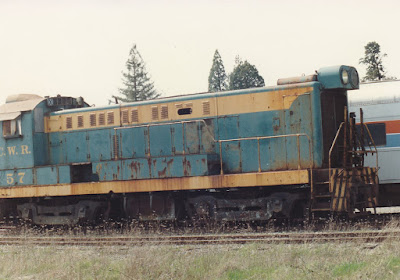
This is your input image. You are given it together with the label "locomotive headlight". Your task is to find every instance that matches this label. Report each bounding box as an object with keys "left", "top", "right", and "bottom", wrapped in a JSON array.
[
  {"left": 349, "top": 67, "right": 359, "bottom": 88},
  {"left": 317, "top": 65, "right": 360, "bottom": 90},
  {"left": 341, "top": 69, "right": 349, "bottom": 85}
]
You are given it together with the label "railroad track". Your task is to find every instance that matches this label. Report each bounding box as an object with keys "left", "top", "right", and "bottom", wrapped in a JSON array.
[{"left": 0, "top": 230, "right": 399, "bottom": 246}]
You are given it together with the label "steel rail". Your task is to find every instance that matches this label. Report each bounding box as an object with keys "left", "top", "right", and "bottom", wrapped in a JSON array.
[{"left": 0, "top": 230, "right": 398, "bottom": 246}]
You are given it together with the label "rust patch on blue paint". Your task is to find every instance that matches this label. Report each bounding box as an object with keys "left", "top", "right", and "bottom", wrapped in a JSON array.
[
  {"left": 183, "top": 157, "right": 191, "bottom": 176},
  {"left": 129, "top": 161, "right": 141, "bottom": 179},
  {"left": 113, "top": 165, "right": 120, "bottom": 180},
  {"left": 147, "top": 158, "right": 152, "bottom": 178}
]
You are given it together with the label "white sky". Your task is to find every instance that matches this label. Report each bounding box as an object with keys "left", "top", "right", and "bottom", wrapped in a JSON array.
[{"left": 1, "top": 0, "right": 400, "bottom": 106}]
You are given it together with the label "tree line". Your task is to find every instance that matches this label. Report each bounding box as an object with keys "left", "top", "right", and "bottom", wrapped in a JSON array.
[
  {"left": 113, "top": 45, "right": 265, "bottom": 103},
  {"left": 114, "top": 41, "right": 396, "bottom": 103},
  {"left": 208, "top": 51, "right": 264, "bottom": 92},
  {"left": 359, "top": 41, "right": 396, "bottom": 82}
]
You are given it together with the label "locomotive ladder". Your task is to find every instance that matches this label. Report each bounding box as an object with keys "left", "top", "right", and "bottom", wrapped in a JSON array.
[{"left": 311, "top": 108, "right": 379, "bottom": 217}]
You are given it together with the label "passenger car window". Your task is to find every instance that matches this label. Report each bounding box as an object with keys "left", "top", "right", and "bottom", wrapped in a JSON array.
[{"left": 356, "top": 123, "right": 386, "bottom": 147}]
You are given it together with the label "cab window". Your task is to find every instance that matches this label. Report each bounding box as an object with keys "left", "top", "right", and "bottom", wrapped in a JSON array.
[{"left": 2, "top": 118, "right": 22, "bottom": 138}]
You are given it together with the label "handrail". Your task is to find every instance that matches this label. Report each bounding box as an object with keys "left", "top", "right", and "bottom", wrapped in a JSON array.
[
  {"left": 362, "top": 123, "right": 379, "bottom": 174},
  {"left": 328, "top": 122, "right": 345, "bottom": 173},
  {"left": 328, "top": 122, "right": 379, "bottom": 178}
]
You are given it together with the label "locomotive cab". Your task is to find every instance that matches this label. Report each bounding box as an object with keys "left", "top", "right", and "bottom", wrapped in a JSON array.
[
  {"left": 0, "top": 94, "right": 91, "bottom": 224},
  {"left": 0, "top": 94, "right": 88, "bottom": 185}
]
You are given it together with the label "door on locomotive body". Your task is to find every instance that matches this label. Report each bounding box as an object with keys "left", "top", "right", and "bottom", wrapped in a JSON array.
[
  {"left": 320, "top": 89, "right": 347, "bottom": 168},
  {"left": 258, "top": 107, "right": 287, "bottom": 171},
  {"left": 283, "top": 92, "right": 313, "bottom": 170},
  {"left": 218, "top": 115, "right": 241, "bottom": 173}
]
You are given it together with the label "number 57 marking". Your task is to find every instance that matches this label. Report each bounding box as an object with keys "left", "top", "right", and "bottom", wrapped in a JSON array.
[{"left": 5, "top": 172, "right": 25, "bottom": 185}]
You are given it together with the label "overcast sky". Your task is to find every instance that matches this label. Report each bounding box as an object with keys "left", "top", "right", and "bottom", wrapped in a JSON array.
[{"left": 1, "top": 0, "right": 399, "bottom": 106}]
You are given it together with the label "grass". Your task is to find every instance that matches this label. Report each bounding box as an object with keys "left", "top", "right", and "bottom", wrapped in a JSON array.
[
  {"left": 2, "top": 221, "right": 400, "bottom": 279},
  {"left": 1, "top": 240, "right": 400, "bottom": 279}
]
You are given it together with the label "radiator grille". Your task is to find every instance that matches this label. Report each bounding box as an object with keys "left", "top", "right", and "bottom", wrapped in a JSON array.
[
  {"left": 99, "top": 113, "right": 105, "bottom": 125},
  {"left": 151, "top": 107, "right": 159, "bottom": 121},
  {"left": 122, "top": 109, "right": 129, "bottom": 124},
  {"left": 66, "top": 117, "right": 72, "bottom": 129},
  {"left": 77, "top": 115, "right": 84, "bottom": 128},
  {"left": 202, "top": 101, "right": 210, "bottom": 115},
  {"left": 161, "top": 106, "right": 169, "bottom": 120},
  {"left": 107, "top": 111, "right": 114, "bottom": 125},
  {"left": 113, "top": 134, "right": 119, "bottom": 159},
  {"left": 90, "top": 113, "right": 96, "bottom": 127},
  {"left": 131, "top": 109, "right": 139, "bottom": 123}
]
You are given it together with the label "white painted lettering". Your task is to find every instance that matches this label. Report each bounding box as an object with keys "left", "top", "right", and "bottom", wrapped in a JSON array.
[
  {"left": 18, "top": 172, "right": 25, "bottom": 184},
  {"left": 21, "top": 145, "right": 31, "bottom": 155},
  {"left": 6, "top": 173, "right": 13, "bottom": 185},
  {"left": 7, "top": 146, "right": 16, "bottom": 155}
]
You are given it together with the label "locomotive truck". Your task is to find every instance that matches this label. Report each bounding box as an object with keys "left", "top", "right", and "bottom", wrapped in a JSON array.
[{"left": 0, "top": 65, "right": 377, "bottom": 225}]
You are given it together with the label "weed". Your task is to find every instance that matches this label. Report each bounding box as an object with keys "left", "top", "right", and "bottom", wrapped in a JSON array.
[{"left": 332, "top": 262, "right": 366, "bottom": 277}]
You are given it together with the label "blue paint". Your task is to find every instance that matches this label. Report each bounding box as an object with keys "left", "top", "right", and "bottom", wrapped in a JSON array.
[
  {"left": 317, "top": 65, "right": 359, "bottom": 90},
  {"left": 99, "top": 154, "right": 216, "bottom": 181},
  {"left": 0, "top": 169, "right": 34, "bottom": 187},
  {"left": 64, "top": 131, "right": 88, "bottom": 163},
  {"left": 36, "top": 166, "right": 58, "bottom": 185},
  {"left": 93, "top": 161, "right": 122, "bottom": 181},
  {"left": 20, "top": 169, "right": 34, "bottom": 185},
  {"left": 132, "top": 127, "right": 149, "bottom": 158},
  {"left": 0, "top": 112, "right": 35, "bottom": 170},
  {"left": 171, "top": 123, "right": 184, "bottom": 155},
  {"left": 88, "top": 129, "right": 112, "bottom": 161},
  {"left": 121, "top": 158, "right": 151, "bottom": 180},
  {"left": 310, "top": 84, "right": 324, "bottom": 167},
  {"left": 149, "top": 125, "right": 172, "bottom": 157},
  {"left": 385, "top": 134, "right": 400, "bottom": 148},
  {"left": 240, "top": 139, "right": 259, "bottom": 172},
  {"left": 0, "top": 65, "right": 359, "bottom": 188},
  {"left": 58, "top": 165, "right": 71, "bottom": 184}
]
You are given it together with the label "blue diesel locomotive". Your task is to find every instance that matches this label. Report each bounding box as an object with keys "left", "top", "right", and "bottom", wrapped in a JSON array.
[{"left": 0, "top": 65, "right": 377, "bottom": 225}]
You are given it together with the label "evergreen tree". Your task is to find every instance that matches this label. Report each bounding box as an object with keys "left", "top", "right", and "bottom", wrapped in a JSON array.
[
  {"left": 208, "top": 50, "right": 228, "bottom": 92},
  {"left": 114, "top": 44, "right": 160, "bottom": 102},
  {"left": 359, "top": 41, "right": 389, "bottom": 81},
  {"left": 229, "top": 57, "right": 265, "bottom": 90}
]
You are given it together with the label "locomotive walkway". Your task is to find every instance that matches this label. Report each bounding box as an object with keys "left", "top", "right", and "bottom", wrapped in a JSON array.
[{"left": 0, "top": 230, "right": 398, "bottom": 246}]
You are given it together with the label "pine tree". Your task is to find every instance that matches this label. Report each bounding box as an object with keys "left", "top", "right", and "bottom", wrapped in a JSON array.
[
  {"left": 113, "top": 44, "right": 160, "bottom": 102},
  {"left": 229, "top": 57, "right": 265, "bottom": 90},
  {"left": 359, "top": 41, "right": 389, "bottom": 81},
  {"left": 208, "top": 50, "right": 228, "bottom": 92}
]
